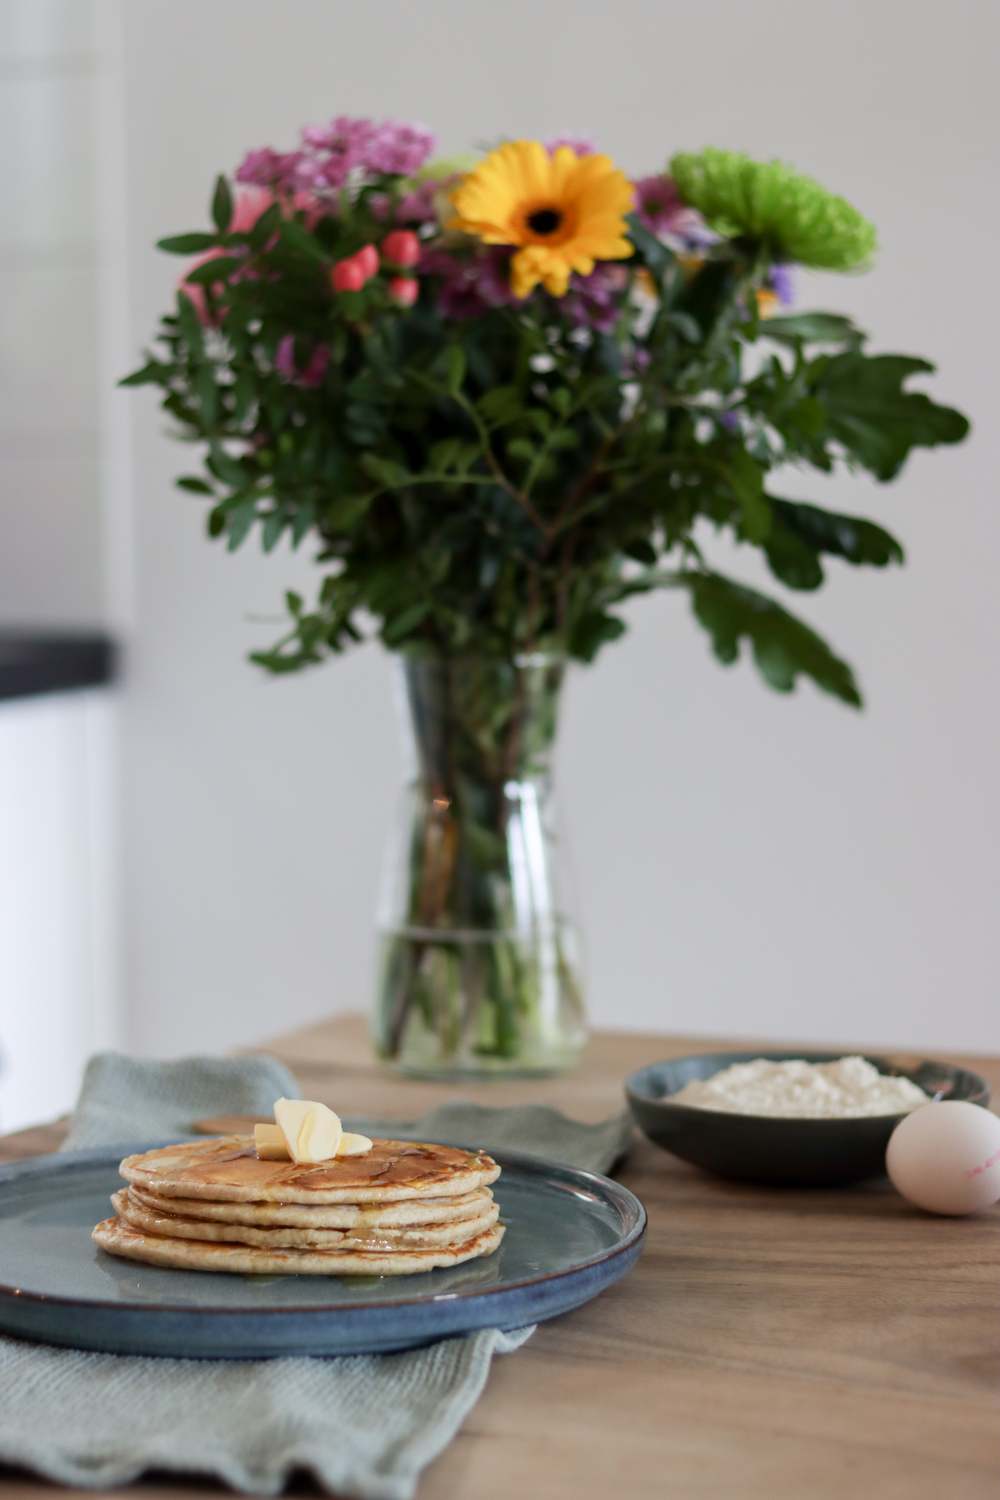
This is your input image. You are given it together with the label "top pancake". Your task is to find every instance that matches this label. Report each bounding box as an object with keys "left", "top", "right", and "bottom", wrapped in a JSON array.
[{"left": 120, "top": 1135, "right": 501, "bottom": 1204}]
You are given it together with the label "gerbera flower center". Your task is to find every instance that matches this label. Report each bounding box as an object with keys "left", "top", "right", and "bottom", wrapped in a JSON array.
[{"left": 526, "top": 207, "right": 563, "bottom": 236}]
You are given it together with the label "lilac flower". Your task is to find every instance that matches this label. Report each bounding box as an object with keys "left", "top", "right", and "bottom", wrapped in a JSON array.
[
  {"left": 378, "top": 176, "right": 449, "bottom": 227},
  {"left": 236, "top": 147, "right": 304, "bottom": 189},
  {"left": 624, "top": 346, "right": 652, "bottom": 376},
  {"left": 237, "top": 118, "right": 436, "bottom": 199},
  {"left": 768, "top": 262, "right": 794, "bottom": 306},
  {"left": 634, "top": 175, "right": 700, "bottom": 237},
  {"left": 546, "top": 136, "right": 597, "bottom": 157},
  {"left": 562, "top": 264, "right": 627, "bottom": 333},
  {"left": 393, "top": 180, "right": 439, "bottom": 224},
  {"left": 275, "top": 335, "right": 329, "bottom": 388},
  {"left": 367, "top": 122, "right": 436, "bottom": 176},
  {"left": 420, "top": 247, "right": 517, "bottom": 319}
]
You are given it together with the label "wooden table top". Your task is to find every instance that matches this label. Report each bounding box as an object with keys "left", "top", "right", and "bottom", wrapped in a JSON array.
[{"left": 4, "top": 1015, "right": 1000, "bottom": 1500}]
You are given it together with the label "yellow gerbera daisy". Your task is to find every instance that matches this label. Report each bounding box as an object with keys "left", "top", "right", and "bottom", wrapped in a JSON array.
[{"left": 449, "top": 140, "right": 635, "bottom": 299}]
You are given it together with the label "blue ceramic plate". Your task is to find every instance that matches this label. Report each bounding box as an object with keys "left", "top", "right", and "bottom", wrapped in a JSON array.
[{"left": 0, "top": 1142, "right": 645, "bottom": 1358}]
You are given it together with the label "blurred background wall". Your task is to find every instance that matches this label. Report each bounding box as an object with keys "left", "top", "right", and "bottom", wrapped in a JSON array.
[
  {"left": 2, "top": 0, "right": 998, "bottom": 1122},
  {"left": 0, "top": 0, "right": 117, "bottom": 1129}
]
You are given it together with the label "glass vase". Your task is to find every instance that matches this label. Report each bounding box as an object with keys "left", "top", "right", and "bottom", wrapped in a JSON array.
[{"left": 373, "top": 651, "right": 586, "bottom": 1077}]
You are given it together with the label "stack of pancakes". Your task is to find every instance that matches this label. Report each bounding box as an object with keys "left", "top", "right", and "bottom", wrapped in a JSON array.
[{"left": 93, "top": 1136, "right": 504, "bottom": 1276}]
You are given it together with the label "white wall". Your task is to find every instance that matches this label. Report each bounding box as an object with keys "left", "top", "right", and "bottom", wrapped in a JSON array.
[
  {"left": 0, "top": 1, "right": 122, "bottom": 1127},
  {"left": 114, "top": 0, "right": 999, "bottom": 1059},
  {"left": 0, "top": 0, "right": 105, "bottom": 627}
]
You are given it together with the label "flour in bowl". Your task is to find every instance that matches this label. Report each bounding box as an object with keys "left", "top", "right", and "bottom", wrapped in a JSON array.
[{"left": 671, "top": 1055, "right": 930, "bottom": 1119}]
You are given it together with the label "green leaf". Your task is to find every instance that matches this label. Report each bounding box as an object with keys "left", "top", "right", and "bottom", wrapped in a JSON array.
[
  {"left": 770, "top": 498, "right": 904, "bottom": 574},
  {"left": 507, "top": 438, "right": 535, "bottom": 465},
  {"left": 211, "top": 175, "right": 233, "bottom": 233},
  {"left": 762, "top": 522, "right": 824, "bottom": 591},
  {"left": 624, "top": 539, "right": 658, "bottom": 566},
  {"left": 625, "top": 214, "right": 674, "bottom": 278},
  {"left": 760, "top": 312, "right": 864, "bottom": 348},
  {"left": 382, "top": 602, "right": 431, "bottom": 644},
  {"left": 285, "top": 590, "right": 304, "bottom": 616},
  {"left": 324, "top": 492, "right": 374, "bottom": 529},
  {"left": 810, "top": 353, "right": 970, "bottom": 481},
  {"left": 195, "top": 365, "right": 218, "bottom": 427},
  {"left": 722, "top": 450, "right": 771, "bottom": 542},
  {"left": 176, "top": 292, "right": 204, "bottom": 354},
  {"left": 206, "top": 447, "right": 249, "bottom": 487},
  {"left": 478, "top": 385, "right": 522, "bottom": 423},
  {"left": 569, "top": 611, "right": 628, "bottom": 662},
  {"left": 225, "top": 498, "right": 257, "bottom": 551},
  {"left": 232, "top": 371, "right": 256, "bottom": 424},
  {"left": 290, "top": 503, "right": 316, "bottom": 548},
  {"left": 680, "top": 570, "right": 862, "bottom": 706},
  {"left": 261, "top": 510, "right": 285, "bottom": 552},
  {"left": 118, "top": 360, "right": 169, "bottom": 388},
  {"left": 277, "top": 217, "right": 328, "bottom": 264},
  {"left": 157, "top": 232, "right": 219, "bottom": 254},
  {"left": 430, "top": 437, "right": 463, "bottom": 471},
  {"left": 663, "top": 311, "right": 702, "bottom": 344},
  {"left": 175, "top": 475, "right": 215, "bottom": 496},
  {"left": 249, "top": 202, "right": 282, "bottom": 248},
  {"left": 359, "top": 453, "right": 410, "bottom": 487},
  {"left": 181, "top": 256, "right": 241, "bottom": 286}
]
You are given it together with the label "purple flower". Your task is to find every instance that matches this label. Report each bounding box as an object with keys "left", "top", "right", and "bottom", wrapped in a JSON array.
[
  {"left": 236, "top": 117, "right": 436, "bottom": 199},
  {"left": 767, "top": 262, "right": 794, "bottom": 306},
  {"left": 274, "top": 335, "right": 329, "bottom": 388},
  {"left": 625, "top": 346, "right": 652, "bottom": 376},
  {"left": 562, "top": 264, "right": 627, "bottom": 333},
  {"left": 545, "top": 135, "right": 597, "bottom": 157},
  {"left": 394, "top": 180, "right": 439, "bottom": 224},
  {"left": 420, "top": 247, "right": 517, "bottom": 319},
  {"left": 367, "top": 122, "right": 436, "bottom": 176},
  {"left": 634, "top": 175, "right": 699, "bottom": 236},
  {"left": 236, "top": 147, "right": 304, "bottom": 189}
]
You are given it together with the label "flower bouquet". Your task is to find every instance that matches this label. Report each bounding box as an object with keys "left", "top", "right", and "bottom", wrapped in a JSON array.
[{"left": 124, "top": 118, "right": 969, "bottom": 1076}]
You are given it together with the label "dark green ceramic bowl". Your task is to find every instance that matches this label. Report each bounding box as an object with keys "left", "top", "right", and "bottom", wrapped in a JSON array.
[{"left": 626, "top": 1049, "right": 991, "bottom": 1186}]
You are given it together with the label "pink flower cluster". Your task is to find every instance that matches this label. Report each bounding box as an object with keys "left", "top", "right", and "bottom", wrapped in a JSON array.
[{"left": 236, "top": 116, "right": 435, "bottom": 197}]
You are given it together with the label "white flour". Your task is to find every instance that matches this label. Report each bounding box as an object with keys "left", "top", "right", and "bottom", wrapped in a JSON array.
[{"left": 672, "top": 1055, "right": 930, "bottom": 1119}]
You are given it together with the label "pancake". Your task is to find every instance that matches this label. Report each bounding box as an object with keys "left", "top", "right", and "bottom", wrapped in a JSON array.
[
  {"left": 128, "top": 1182, "right": 494, "bottom": 1229},
  {"left": 92, "top": 1215, "right": 505, "bottom": 1276},
  {"left": 112, "top": 1188, "right": 500, "bottom": 1250},
  {"left": 120, "top": 1136, "right": 500, "bottom": 1204}
]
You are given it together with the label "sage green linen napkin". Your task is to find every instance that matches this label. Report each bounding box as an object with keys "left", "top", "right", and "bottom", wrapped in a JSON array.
[{"left": 0, "top": 1051, "right": 632, "bottom": 1498}]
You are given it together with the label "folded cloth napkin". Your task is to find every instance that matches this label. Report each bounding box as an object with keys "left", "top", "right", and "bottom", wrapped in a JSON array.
[{"left": 0, "top": 1051, "right": 633, "bottom": 1499}]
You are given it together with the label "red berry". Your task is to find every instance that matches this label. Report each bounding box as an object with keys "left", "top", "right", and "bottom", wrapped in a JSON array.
[
  {"left": 388, "top": 276, "right": 419, "bottom": 307},
  {"left": 382, "top": 230, "right": 420, "bottom": 268},
  {"left": 354, "top": 243, "right": 380, "bottom": 279},
  {"left": 330, "top": 259, "right": 365, "bottom": 293}
]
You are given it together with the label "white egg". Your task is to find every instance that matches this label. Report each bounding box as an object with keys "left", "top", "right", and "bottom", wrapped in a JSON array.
[{"left": 886, "top": 1101, "right": 1000, "bottom": 1216}]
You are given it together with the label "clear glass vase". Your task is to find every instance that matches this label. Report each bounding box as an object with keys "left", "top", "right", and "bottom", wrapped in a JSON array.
[{"left": 373, "top": 651, "right": 586, "bottom": 1077}]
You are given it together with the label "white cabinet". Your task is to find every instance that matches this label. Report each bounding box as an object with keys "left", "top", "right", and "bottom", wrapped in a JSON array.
[{"left": 0, "top": 689, "right": 118, "bottom": 1131}]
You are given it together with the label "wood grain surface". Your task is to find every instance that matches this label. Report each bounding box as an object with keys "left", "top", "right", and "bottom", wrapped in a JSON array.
[{"left": 3, "top": 1014, "right": 1000, "bottom": 1500}]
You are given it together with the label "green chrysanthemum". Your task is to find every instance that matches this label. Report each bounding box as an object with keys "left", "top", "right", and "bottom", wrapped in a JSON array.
[{"left": 669, "top": 148, "right": 877, "bottom": 271}]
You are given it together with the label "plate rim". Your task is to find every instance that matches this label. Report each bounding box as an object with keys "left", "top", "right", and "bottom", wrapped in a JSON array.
[{"left": 0, "top": 1140, "right": 646, "bottom": 1319}]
